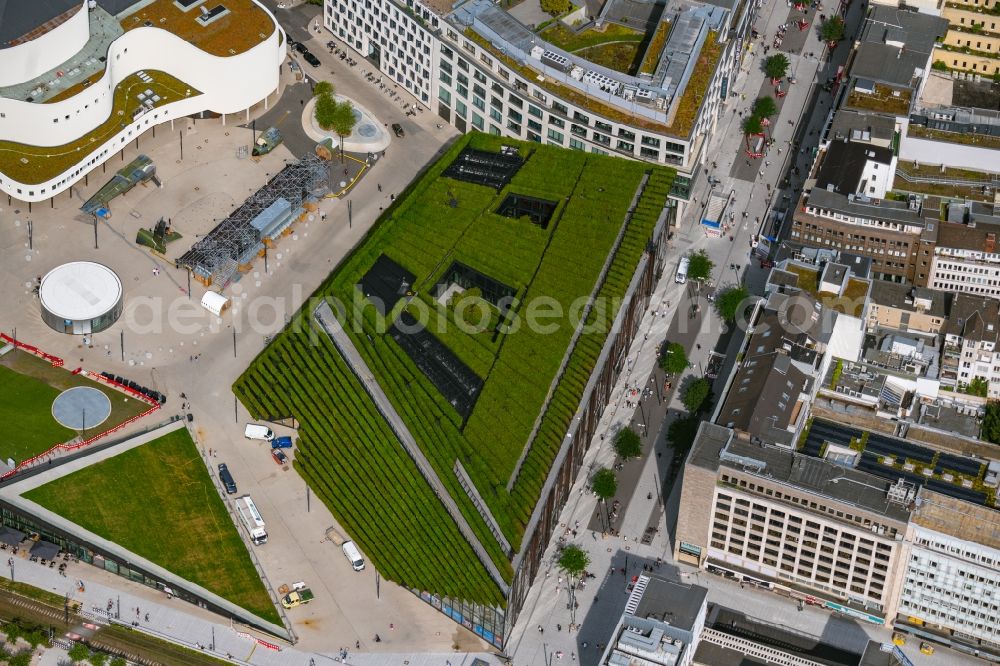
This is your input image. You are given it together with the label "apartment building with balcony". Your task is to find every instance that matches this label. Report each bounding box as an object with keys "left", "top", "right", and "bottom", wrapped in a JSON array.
[
  {"left": 931, "top": 0, "right": 1000, "bottom": 77},
  {"left": 940, "top": 292, "right": 1000, "bottom": 395},
  {"left": 675, "top": 422, "right": 912, "bottom": 625},
  {"left": 324, "top": 0, "right": 759, "bottom": 202},
  {"left": 895, "top": 490, "right": 1000, "bottom": 660}
]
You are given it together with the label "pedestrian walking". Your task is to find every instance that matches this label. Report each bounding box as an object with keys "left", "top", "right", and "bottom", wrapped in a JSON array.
[{"left": 377, "top": 183, "right": 382, "bottom": 192}]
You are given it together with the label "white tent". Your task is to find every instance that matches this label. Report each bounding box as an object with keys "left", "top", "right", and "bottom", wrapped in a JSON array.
[{"left": 200, "top": 291, "right": 230, "bottom": 317}]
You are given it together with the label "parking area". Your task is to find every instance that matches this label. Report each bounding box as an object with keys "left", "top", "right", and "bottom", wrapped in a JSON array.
[{"left": 0, "top": 8, "right": 479, "bottom": 654}]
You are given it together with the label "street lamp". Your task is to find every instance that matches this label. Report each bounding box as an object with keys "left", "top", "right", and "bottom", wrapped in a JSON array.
[{"left": 650, "top": 376, "right": 662, "bottom": 404}]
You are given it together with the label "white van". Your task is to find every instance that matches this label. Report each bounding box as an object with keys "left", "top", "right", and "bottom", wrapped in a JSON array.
[
  {"left": 244, "top": 423, "right": 275, "bottom": 441},
  {"left": 675, "top": 256, "right": 690, "bottom": 284},
  {"left": 342, "top": 541, "right": 365, "bottom": 571}
]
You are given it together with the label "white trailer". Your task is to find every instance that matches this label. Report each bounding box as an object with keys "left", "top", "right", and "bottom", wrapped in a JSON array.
[{"left": 235, "top": 495, "right": 268, "bottom": 545}]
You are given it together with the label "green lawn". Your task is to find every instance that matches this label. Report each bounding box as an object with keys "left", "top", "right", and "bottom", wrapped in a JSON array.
[
  {"left": 234, "top": 133, "right": 675, "bottom": 608},
  {"left": 23, "top": 428, "right": 279, "bottom": 626},
  {"left": 539, "top": 22, "right": 645, "bottom": 51},
  {"left": 0, "top": 351, "right": 149, "bottom": 464},
  {"left": 0, "top": 366, "right": 74, "bottom": 463},
  {"left": 576, "top": 42, "right": 643, "bottom": 74}
]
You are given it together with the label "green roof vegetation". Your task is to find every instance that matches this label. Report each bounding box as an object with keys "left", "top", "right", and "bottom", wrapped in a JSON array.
[
  {"left": 24, "top": 427, "right": 280, "bottom": 625},
  {"left": 668, "top": 32, "right": 722, "bottom": 138},
  {"left": 819, "top": 279, "right": 868, "bottom": 317},
  {"left": 0, "top": 70, "right": 200, "bottom": 185},
  {"left": 0, "top": 351, "right": 149, "bottom": 464},
  {"left": 121, "top": 0, "right": 274, "bottom": 57},
  {"left": 908, "top": 123, "right": 1000, "bottom": 151},
  {"left": 846, "top": 83, "right": 911, "bottom": 115},
  {"left": 45, "top": 70, "right": 105, "bottom": 104},
  {"left": 784, "top": 263, "right": 818, "bottom": 293},
  {"left": 639, "top": 21, "right": 672, "bottom": 75},
  {"left": 539, "top": 22, "right": 644, "bottom": 51},
  {"left": 575, "top": 42, "right": 643, "bottom": 74},
  {"left": 233, "top": 133, "right": 674, "bottom": 606}
]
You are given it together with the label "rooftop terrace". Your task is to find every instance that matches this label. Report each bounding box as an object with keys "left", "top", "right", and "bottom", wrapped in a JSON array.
[
  {"left": 121, "top": 0, "right": 274, "bottom": 57},
  {"left": 0, "top": 70, "right": 200, "bottom": 185}
]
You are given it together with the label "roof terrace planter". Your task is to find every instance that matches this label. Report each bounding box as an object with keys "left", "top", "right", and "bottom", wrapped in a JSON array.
[{"left": 120, "top": 0, "right": 274, "bottom": 57}]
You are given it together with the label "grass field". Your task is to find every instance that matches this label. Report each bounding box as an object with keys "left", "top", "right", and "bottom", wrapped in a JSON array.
[
  {"left": 0, "top": 351, "right": 149, "bottom": 464},
  {"left": 23, "top": 427, "right": 279, "bottom": 625},
  {"left": 234, "top": 133, "right": 674, "bottom": 607}
]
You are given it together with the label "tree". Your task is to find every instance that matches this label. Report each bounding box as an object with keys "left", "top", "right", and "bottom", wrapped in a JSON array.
[
  {"left": 312, "top": 80, "right": 333, "bottom": 97},
  {"left": 714, "top": 285, "right": 750, "bottom": 322},
  {"left": 753, "top": 95, "right": 777, "bottom": 120},
  {"left": 8, "top": 652, "right": 31, "bottom": 666},
  {"left": 89, "top": 651, "right": 109, "bottom": 666},
  {"left": 331, "top": 100, "right": 358, "bottom": 162},
  {"left": 764, "top": 53, "right": 791, "bottom": 81},
  {"left": 557, "top": 544, "right": 590, "bottom": 626},
  {"left": 659, "top": 341, "right": 688, "bottom": 374},
  {"left": 540, "top": 0, "right": 571, "bottom": 15},
  {"left": 687, "top": 250, "right": 713, "bottom": 282},
  {"left": 820, "top": 15, "right": 846, "bottom": 44},
  {"left": 613, "top": 427, "right": 642, "bottom": 461},
  {"left": 967, "top": 376, "right": 989, "bottom": 397},
  {"left": 110, "top": 659, "right": 127, "bottom": 666},
  {"left": 742, "top": 114, "right": 763, "bottom": 151},
  {"left": 313, "top": 90, "right": 338, "bottom": 131},
  {"left": 667, "top": 413, "right": 701, "bottom": 457},
  {"left": 682, "top": 377, "right": 712, "bottom": 413},
  {"left": 982, "top": 402, "right": 1000, "bottom": 444},
  {"left": 67, "top": 643, "right": 90, "bottom": 664},
  {"left": 591, "top": 467, "right": 617, "bottom": 532}
]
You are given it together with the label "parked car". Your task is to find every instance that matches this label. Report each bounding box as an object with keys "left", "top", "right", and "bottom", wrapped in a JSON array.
[
  {"left": 218, "top": 463, "right": 237, "bottom": 494},
  {"left": 291, "top": 41, "right": 307, "bottom": 54},
  {"left": 244, "top": 423, "right": 274, "bottom": 441},
  {"left": 272, "top": 449, "right": 288, "bottom": 465},
  {"left": 391, "top": 123, "right": 405, "bottom": 137},
  {"left": 271, "top": 436, "right": 293, "bottom": 449},
  {"left": 303, "top": 52, "right": 321, "bottom": 67}
]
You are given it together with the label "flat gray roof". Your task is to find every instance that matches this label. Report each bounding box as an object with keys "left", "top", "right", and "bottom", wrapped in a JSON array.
[
  {"left": 634, "top": 577, "right": 707, "bottom": 630},
  {"left": 806, "top": 188, "right": 928, "bottom": 228},
  {"left": 0, "top": 0, "right": 80, "bottom": 46},
  {"left": 853, "top": 7, "right": 948, "bottom": 88},
  {"left": 868, "top": 281, "right": 949, "bottom": 318},
  {"left": 688, "top": 423, "right": 912, "bottom": 523}
]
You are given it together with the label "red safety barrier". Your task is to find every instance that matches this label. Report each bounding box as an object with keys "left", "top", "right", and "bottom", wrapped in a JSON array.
[
  {"left": 0, "top": 337, "right": 160, "bottom": 479},
  {"left": 235, "top": 631, "right": 281, "bottom": 651},
  {"left": 0, "top": 333, "right": 64, "bottom": 367}
]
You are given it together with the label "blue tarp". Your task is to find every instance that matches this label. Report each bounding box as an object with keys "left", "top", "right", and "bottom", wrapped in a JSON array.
[{"left": 250, "top": 198, "right": 292, "bottom": 240}]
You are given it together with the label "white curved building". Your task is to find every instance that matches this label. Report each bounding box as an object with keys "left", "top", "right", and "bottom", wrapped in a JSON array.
[{"left": 0, "top": 0, "right": 285, "bottom": 202}]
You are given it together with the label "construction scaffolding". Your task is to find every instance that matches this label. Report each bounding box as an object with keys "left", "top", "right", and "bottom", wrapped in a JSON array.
[{"left": 177, "top": 155, "right": 329, "bottom": 287}]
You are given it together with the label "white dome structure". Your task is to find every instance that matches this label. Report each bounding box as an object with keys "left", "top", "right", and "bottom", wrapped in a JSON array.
[{"left": 39, "top": 261, "right": 123, "bottom": 334}]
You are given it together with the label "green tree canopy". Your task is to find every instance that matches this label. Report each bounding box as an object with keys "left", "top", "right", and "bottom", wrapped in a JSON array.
[
  {"left": 764, "top": 54, "right": 791, "bottom": 80},
  {"left": 557, "top": 544, "right": 591, "bottom": 579},
  {"left": 314, "top": 90, "right": 338, "bottom": 131},
  {"left": 591, "top": 467, "right": 617, "bottom": 501},
  {"left": 967, "top": 376, "right": 989, "bottom": 397},
  {"left": 8, "top": 652, "right": 31, "bottom": 666},
  {"left": 982, "top": 402, "right": 1000, "bottom": 444},
  {"left": 742, "top": 114, "right": 763, "bottom": 136},
  {"left": 613, "top": 427, "right": 643, "bottom": 460},
  {"left": 682, "top": 377, "right": 712, "bottom": 414},
  {"left": 667, "top": 413, "right": 701, "bottom": 457},
  {"left": 67, "top": 643, "right": 90, "bottom": 664},
  {"left": 89, "top": 651, "right": 109, "bottom": 666},
  {"left": 753, "top": 95, "right": 777, "bottom": 119},
  {"left": 331, "top": 100, "right": 358, "bottom": 161},
  {"left": 659, "top": 341, "right": 688, "bottom": 374},
  {"left": 820, "top": 15, "right": 846, "bottom": 43},
  {"left": 110, "top": 658, "right": 128, "bottom": 666},
  {"left": 714, "top": 285, "right": 750, "bottom": 322},
  {"left": 540, "top": 0, "right": 571, "bottom": 15},
  {"left": 312, "top": 81, "right": 334, "bottom": 98},
  {"left": 687, "top": 250, "right": 713, "bottom": 282}
]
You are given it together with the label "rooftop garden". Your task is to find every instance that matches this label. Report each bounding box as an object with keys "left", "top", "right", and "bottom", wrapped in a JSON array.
[
  {"left": 0, "top": 350, "right": 149, "bottom": 464},
  {"left": 24, "top": 427, "right": 281, "bottom": 625},
  {"left": 233, "top": 133, "right": 674, "bottom": 607},
  {"left": 907, "top": 124, "right": 1000, "bottom": 151},
  {"left": 575, "top": 43, "right": 643, "bottom": 74},
  {"left": 538, "top": 22, "right": 645, "bottom": 51},
  {"left": 120, "top": 0, "right": 274, "bottom": 57},
  {"left": 783, "top": 263, "right": 868, "bottom": 316},
  {"left": 846, "top": 83, "right": 912, "bottom": 115},
  {"left": 45, "top": 70, "right": 105, "bottom": 104},
  {"left": 639, "top": 21, "right": 672, "bottom": 75},
  {"left": 0, "top": 71, "right": 199, "bottom": 185},
  {"left": 669, "top": 32, "right": 721, "bottom": 138}
]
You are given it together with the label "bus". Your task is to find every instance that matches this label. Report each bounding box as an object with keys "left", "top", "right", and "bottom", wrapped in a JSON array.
[{"left": 235, "top": 495, "right": 267, "bottom": 545}]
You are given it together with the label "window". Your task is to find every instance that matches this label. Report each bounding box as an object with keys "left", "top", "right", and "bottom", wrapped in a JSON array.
[
  {"left": 438, "top": 86, "right": 451, "bottom": 104},
  {"left": 528, "top": 105, "right": 543, "bottom": 119},
  {"left": 553, "top": 101, "right": 569, "bottom": 115},
  {"left": 456, "top": 100, "right": 467, "bottom": 118},
  {"left": 490, "top": 108, "right": 502, "bottom": 122},
  {"left": 617, "top": 140, "right": 634, "bottom": 153},
  {"left": 547, "top": 128, "right": 564, "bottom": 143},
  {"left": 549, "top": 116, "right": 564, "bottom": 128},
  {"left": 472, "top": 112, "right": 484, "bottom": 130}
]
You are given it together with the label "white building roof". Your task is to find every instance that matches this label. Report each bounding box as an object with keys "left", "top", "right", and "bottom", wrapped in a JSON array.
[{"left": 39, "top": 261, "right": 122, "bottom": 320}]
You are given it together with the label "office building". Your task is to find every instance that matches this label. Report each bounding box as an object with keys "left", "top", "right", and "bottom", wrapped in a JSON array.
[
  {"left": 941, "top": 293, "right": 1000, "bottom": 396},
  {"left": 324, "top": 0, "right": 761, "bottom": 202}
]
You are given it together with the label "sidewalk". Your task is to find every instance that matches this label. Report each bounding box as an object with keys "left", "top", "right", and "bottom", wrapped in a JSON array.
[{"left": 0, "top": 552, "right": 500, "bottom": 666}]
